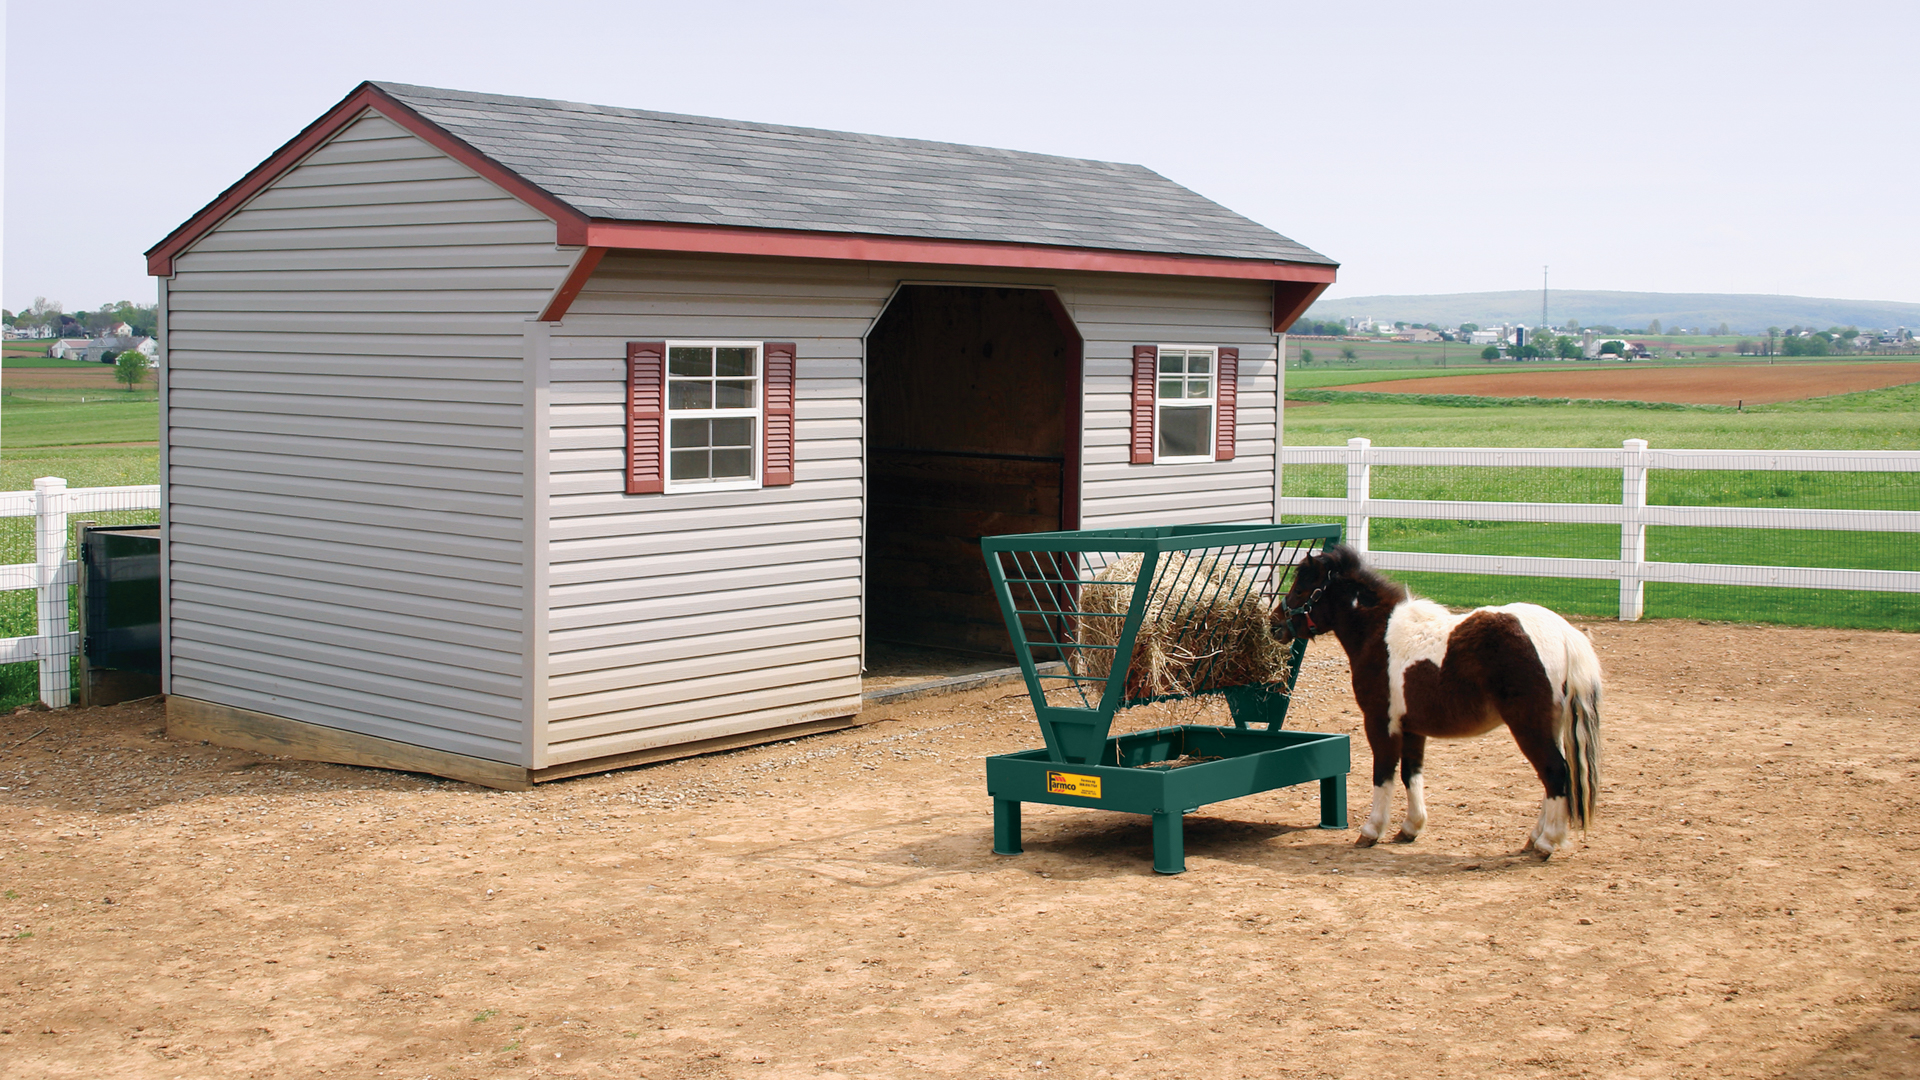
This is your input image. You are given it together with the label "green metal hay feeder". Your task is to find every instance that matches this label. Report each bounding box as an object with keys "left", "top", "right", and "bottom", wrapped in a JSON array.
[{"left": 980, "top": 523, "right": 1349, "bottom": 874}]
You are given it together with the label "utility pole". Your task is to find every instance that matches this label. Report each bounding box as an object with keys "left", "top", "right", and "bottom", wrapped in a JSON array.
[{"left": 1542, "top": 265, "right": 1549, "bottom": 332}]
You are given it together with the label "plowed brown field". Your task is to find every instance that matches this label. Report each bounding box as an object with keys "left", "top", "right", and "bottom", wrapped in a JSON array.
[{"left": 1335, "top": 361, "right": 1920, "bottom": 406}]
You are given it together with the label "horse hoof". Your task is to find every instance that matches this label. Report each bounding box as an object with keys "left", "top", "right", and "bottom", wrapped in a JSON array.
[
  {"left": 1391, "top": 829, "right": 1419, "bottom": 844},
  {"left": 1354, "top": 834, "right": 1379, "bottom": 848}
]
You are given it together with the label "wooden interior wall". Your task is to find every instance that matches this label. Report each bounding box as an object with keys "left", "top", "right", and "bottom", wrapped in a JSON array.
[{"left": 867, "top": 286, "right": 1070, "bottom": 655}]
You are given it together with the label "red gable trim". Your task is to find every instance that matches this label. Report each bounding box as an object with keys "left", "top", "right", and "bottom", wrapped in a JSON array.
[
  {"left": 147, "top": 82, "right": 1339, "bottom": 296},
  {"left": 583, "top": 220, "right": 1336, "bottom": 284},
  {"left": 145, "top": 82, "right": 589, "bottom": 276}
]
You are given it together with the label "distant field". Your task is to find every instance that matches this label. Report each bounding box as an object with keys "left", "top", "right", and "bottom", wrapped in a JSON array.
[{"left": 1321, "top": 360, "right": 1920, "bottom": 406}]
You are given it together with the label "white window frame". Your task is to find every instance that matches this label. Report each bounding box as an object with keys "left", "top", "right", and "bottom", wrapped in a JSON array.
[
  {"left": 663, "top": 339, "right": 763, "bottom": 494},
  {"left": 1153, "top": 344, "right": 1217, "bottom": 464}
]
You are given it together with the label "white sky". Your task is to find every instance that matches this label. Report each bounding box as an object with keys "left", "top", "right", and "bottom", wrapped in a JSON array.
[{"left": 6, "top": 0, "right": 1916, "bottom": 315}]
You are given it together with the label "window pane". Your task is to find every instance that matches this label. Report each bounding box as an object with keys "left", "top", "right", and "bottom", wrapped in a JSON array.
[
  {"left": 714, "top": 379, "right": 755, "bottom": 409},
  {"left": 670, "top": 418, "right": 711, "bottom": 449},
  {"left": 668, "top": 347, "right": 713, "bottom": 377},
  {"left": 710, "top": 448, "right": 753, "bottom": 479},
  {"left": 1159, "top": 353, "right": 1183, "bottom": 374},
  {"left": 1188, "top": 354, "right": 1211, "bottom": 375},
  {"left": 715, "top": 347, "right": 756, "bottom": 377},
  {"left": 1159, "top": 378, "right": 1184, "bottom": 400},
  {"left": 670, "top": 449, "right": 710, "bottom": 481},
  {"left": 1159, "top": 405, "right": 1211, "bottom": 458},
  {"left": 710, "top": 417, "right": 754, "bottom": 447},
  {"left": 1187, "top": 377, "right": 1211, "bottom": 399},
  {"left": 669, "top": 380, "right": 713, "bottom": 410}
]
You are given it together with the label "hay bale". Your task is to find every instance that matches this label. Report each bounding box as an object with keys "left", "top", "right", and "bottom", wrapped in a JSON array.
[{"left": 1072, "top": 552, "right": 1293, "bottom": 700}]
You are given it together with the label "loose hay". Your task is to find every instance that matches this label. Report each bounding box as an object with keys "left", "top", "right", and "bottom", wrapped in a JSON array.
[{"left": 1072, "top": 552, "right": 1294, "bottom": 700}]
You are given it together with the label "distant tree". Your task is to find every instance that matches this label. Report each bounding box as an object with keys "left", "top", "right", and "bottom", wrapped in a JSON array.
[
  {"left": 1647, "top": 318, "right": 1662, "bottom": 334},
  {"left": 1556, "top": 336, "right": 1582, "bottom": 359},
  {"left": 1564, "top": 319, "right": 1581, "bottom": 331},
  {"left": 1599, "top": 340, "right": 1626, "bottom": 357},
  {"left": 1481, "top": 345, "right": 1502, "bottom": 360},
  {"left": 1780, "top": 334, "right": 1831, "bottom": 357},
  {"left": 114, "top": 350, "right": 152, "bottom": 391},
  {"left": 1299, "top": 348, "right": 1315, "bottom": 366},
  {"left": 1339, "top": 346, "right": 1359, "bottom": 363},
  {"left": 1716, "top": 322, "right": 1730, "bottom": 336},
  {"left": 1459, "top": 322, "right": 1480, "bottom": 334},
  {"left": 1734, "top": 339, "right": 1758, "bottom": 355}
]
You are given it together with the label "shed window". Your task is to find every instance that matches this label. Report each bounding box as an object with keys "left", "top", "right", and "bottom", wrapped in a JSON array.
[
  {"left": 1154, "top": 346, "right": 1216, "bottom": 462},
  {"left": 627, "top": 340, "right": 796, "bottom": 494},
  {"left": 665, "top": 342, "right": 760, "bottom": 489}
]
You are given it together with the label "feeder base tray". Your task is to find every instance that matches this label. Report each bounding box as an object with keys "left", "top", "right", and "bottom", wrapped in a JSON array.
[{"left": 985, "top": 724, "right": 1350, "bottom": 874}]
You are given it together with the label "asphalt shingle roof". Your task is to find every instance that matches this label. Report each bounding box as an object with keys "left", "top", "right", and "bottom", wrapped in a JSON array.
[{"left": 374, "top": 83, "right": 1333, "bottom": 266}]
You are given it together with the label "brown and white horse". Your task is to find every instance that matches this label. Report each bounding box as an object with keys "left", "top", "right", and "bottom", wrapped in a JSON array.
[{"left": 1276, "top": 544, "right": 1603, "bottom": 857}]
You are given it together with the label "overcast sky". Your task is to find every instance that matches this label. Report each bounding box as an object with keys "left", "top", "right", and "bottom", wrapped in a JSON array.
[{"left": 6, "top": 0, "right": 1916, "bottom": 315}]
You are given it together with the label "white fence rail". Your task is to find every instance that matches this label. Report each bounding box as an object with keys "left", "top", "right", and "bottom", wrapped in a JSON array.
[
  {"left": 1, "top": 478, "right": 161, "bottom": 706},
  {"left": 1279, "top": 439, "right": 1920, "bottom": 620}
]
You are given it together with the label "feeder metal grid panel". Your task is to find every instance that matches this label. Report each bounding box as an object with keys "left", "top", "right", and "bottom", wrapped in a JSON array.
[{"left": 980, "top": 522, "right": 1349, "bottom": 873}]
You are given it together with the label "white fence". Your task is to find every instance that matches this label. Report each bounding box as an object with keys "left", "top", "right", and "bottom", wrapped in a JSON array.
[
  {"left": 1, "top": 478, "right": 162, "bottom": 706},
  {"left": 1279, "top": 439, "right": 1920, "bottom": 620}
]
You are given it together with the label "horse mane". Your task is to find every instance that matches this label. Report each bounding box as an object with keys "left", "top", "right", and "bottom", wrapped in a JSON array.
[{"left": 1318, "top": 543, "right": 1410, "bottom": 609}]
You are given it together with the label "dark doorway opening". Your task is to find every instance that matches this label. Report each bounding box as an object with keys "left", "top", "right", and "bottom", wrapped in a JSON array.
[{"left": 865, "top": 285, "right": 1081, "bottom": 659}]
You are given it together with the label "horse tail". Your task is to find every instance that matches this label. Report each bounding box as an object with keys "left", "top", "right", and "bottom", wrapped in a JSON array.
[{"left": 1561, "top": 628, "right": 1604, "bottom": 830}]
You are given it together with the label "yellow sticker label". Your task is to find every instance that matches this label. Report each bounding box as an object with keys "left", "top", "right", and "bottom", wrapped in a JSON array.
[{"left": 1046, "top": 771, "right": 1101, "bottom": 799}]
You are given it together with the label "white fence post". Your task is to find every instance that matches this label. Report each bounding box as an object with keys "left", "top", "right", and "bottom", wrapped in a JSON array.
[
  {"left": 1619, "top": 439, "right": 1648, "bottom": 621},
  {"left": 1346, "top": 437, "right": 1372, "bottom": 552},
  {"left": 33, "top": 476, "right": 72, "bottom": 707}
]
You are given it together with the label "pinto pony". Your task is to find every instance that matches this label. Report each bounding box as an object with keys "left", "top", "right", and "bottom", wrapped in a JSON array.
[{"left": 1276, "top": 544, "right": 1603, "bottom": 857}]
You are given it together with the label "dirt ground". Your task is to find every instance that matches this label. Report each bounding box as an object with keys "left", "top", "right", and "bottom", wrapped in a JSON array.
[
  {"left": 3, "top": 619, "right": 1918, "bottom": 1080},
  {"left": 1335, "top": 361, "right": 1920, "bottom": 406}
]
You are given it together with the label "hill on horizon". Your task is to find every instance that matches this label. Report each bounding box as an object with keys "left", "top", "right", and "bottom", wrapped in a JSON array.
[{"left": 1306, "top": 290, "right": 1920, "bottom": 334}]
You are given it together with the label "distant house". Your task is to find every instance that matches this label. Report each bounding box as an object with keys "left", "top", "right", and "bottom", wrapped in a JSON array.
[
  {"left": 81, "top": 335, "right": 158, "bottom": 363},
  {"left": 48, "top": 338, "right": 91, "bottom": 360},
  {"left": 109, "top": 321, "right": 135, "bottom": 337},
  {"left": 1400, "top": 328, "right": 1441, "bottom": 343},
  {"left": 1468, "top": 329, "right": 1502, "bottom": 345},
  {"left": 1585, "top": 337, "right": 1630, "bottom": 359}
]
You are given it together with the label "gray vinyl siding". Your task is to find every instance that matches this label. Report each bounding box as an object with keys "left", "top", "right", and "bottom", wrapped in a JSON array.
[
  {"left": 541, "top": 253, "right": 883, "bottom": 765},
  {"left": 1068, "top": 277, "right": 1282, "bottom": 529},
  {"left": 163, "top": 111, "right": 575, "bottom": 765},
  {"left": 539, "top": 256, "right": 1280, "bottom": 765}
]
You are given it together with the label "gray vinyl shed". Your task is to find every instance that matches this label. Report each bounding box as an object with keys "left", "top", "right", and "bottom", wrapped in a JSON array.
[{"left": 146, "top": 82, "right": 1337, "bottom": 789}]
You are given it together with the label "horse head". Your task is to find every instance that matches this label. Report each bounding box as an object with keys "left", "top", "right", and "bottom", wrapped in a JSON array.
[{"left": 1274, "top": 543, "right": 1381, "bottom": 641}]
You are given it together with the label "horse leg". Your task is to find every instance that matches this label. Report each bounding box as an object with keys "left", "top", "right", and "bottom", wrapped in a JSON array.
[
  {"left": 1392, "top": 732, "right": 1429, "bottom": 843},
  {"left": 1356, "top": 714, "right": 1401, "bottom": 847},
  {"left": 1507, "top": 717, "right": 1572, "bottom": 857}
]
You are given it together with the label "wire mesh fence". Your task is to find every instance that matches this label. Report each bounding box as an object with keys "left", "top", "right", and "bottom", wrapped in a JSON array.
[
  {"left": 1280, "top": 442, "right": 1920, "bottom": 629},
  {"left": 1, "top": 480, "right": 162, "bottom": 708}
]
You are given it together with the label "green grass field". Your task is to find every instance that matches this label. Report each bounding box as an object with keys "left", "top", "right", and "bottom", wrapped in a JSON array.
[
  {"left": 2, "top": 381, "right": 161, "bottom": 708},
  {"left": 1280, "top": 378, "right": 1919, "bottom": 629}
]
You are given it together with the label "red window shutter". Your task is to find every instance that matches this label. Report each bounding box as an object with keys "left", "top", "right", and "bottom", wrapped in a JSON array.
[
  {"left": 1214, "top": 346, "right": 1239, "bottom": 461},
  {"left": 626, "top": 341, "right": 666, "bottom": 494},
  {"left": 763, "top": 342, "right": 797, "bottom": 487},
  {"left": 1130, "top": 345, "right": 1157, "bottom": 464}
]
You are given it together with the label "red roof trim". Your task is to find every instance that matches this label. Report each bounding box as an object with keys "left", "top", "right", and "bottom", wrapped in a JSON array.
[
  {"left": 145, "top": 82, "right": 588, "bottom": 276},
  {"left": 583, "top": 220, "right": 1336, "bottom": 283},
  {"left": 148, "top": 82, "right": 1337, "bottom": 290},
  {"left": 538, "top": 246, "right": 606, "bottom": 322}
]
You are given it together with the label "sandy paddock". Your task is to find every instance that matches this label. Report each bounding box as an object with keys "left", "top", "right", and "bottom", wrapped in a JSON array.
[
  {"left": 1333, "top": 360, "right": 1920, "bottom": 406},
  {"left": 2, "top": 619, "right": 1917, "bottom": 1079}
]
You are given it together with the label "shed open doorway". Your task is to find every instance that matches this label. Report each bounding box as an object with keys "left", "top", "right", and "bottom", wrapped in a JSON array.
[{"left": 863, "top": 285, "right": 1082, "bottom": 686}]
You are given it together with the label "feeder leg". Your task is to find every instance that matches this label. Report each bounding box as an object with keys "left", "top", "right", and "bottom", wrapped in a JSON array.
[
  {"left": 993, "top": 799, "right": 1023, "bottom": 856},
  {"left": 1151, "top": 811, "right": 1186, "bottom": 874},
  {"left": 1319, "top": 774, "right": 1348, "bottom": 829}
]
